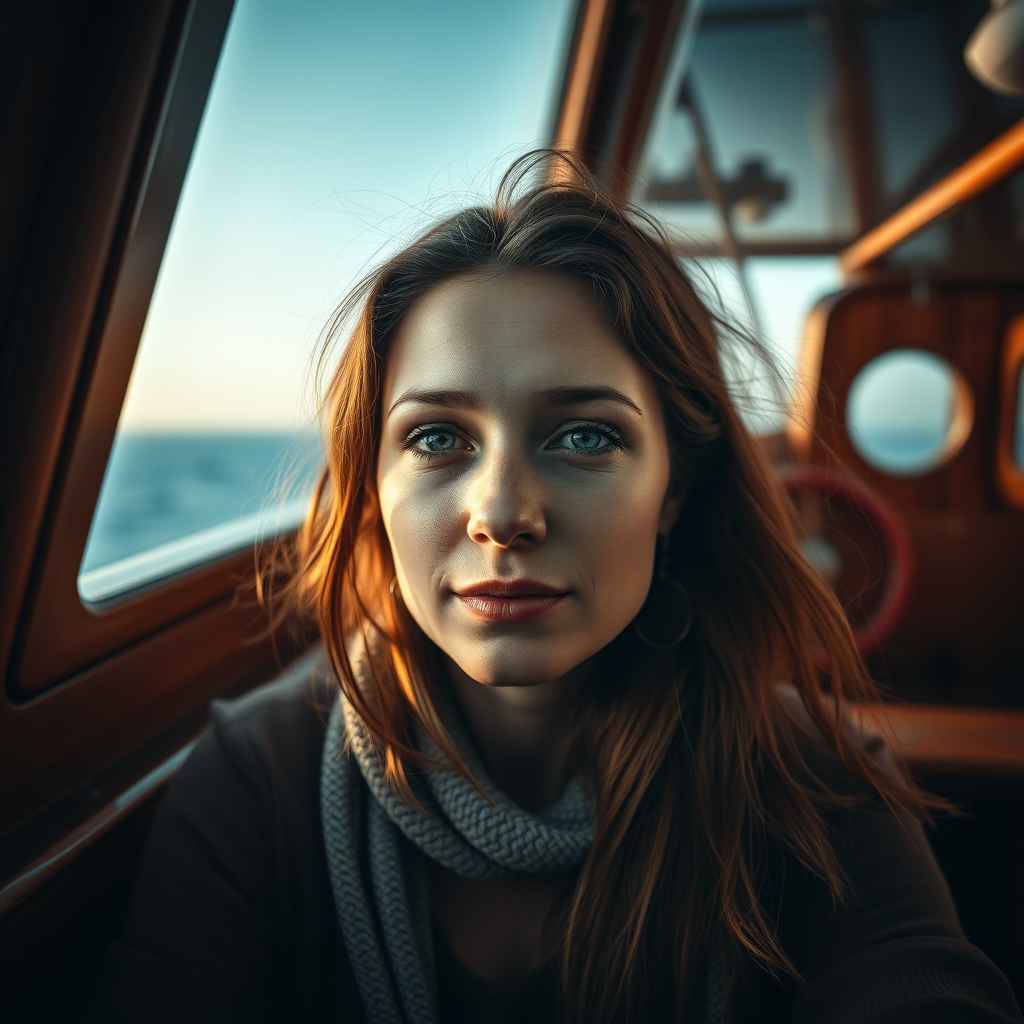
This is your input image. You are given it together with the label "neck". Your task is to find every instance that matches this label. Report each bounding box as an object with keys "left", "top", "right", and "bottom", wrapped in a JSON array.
[{"left": 444, "top": 658, "right": 583, "bottom": 813}]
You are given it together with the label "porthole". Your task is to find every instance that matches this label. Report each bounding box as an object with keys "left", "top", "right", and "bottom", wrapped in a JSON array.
[{"left": 846, "top": 349, "right": 973, "bottom": 476}]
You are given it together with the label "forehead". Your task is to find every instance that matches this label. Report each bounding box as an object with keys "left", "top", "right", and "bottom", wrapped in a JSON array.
[{"left": 383, "top": 270, "right": 652, "bottom": 404}]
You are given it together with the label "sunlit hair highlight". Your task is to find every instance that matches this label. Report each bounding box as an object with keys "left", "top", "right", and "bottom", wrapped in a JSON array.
[{"left": 259, "top": 150, "right": 938, "bottom": 1022}]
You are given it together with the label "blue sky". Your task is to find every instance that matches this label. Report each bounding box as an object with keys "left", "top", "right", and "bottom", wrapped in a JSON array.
[{"left": 122, "top": 0, "right": 576, "bottom": 430}]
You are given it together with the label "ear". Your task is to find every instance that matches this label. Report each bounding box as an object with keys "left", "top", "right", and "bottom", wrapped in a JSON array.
[{"left": 657, "top": 479, "right": 686, "bottom": 537}]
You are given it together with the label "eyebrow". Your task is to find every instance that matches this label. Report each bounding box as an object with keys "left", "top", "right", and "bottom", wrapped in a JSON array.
[
  {"left": 538, "top": 386, "right": 644, "bottom": 416},
  {"left": 388, "top": 389, "right": 479, "bottom": 416},
  {"left": 388, "top": 385, "right": 643, "bottom": 417}
]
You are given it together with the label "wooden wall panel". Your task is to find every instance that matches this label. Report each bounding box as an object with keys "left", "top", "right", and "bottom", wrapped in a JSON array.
[{"left": 800, "top": 278, "right": 1024, "bottom": 705}]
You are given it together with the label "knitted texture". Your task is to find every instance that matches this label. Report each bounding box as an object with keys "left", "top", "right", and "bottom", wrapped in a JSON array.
[{"left": 320, "top": 654, "right": 732, "bottom": 1024}]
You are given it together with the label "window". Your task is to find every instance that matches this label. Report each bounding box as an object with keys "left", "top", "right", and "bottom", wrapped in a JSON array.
[
  {"left": 846, "top": 349, "right": 973, "bottom": 476},
  {"left": 679, "top": 254, "right": 841, "bottom": 435},
  {"left": 640, "top": 1, "right": 853, "bottom": 246},
  {"left": 81, "top": 0, "right": 575, "bottom": 601},
  {"left": 636, "top": 2, "right": 846, "bottom": 435},
  {"left": 863, "top": 6, "right": 959, "bottom": 203}
]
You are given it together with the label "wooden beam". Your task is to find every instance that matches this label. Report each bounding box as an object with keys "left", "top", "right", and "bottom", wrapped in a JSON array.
[
  {"left": 840, "top": 118, "right": 1024, "bottom": 275},
  {"left": 552, "top": 0, "right": 618, "bottom": 154},
  {"left": 551, "top": 0, "right": 694, "bottom": 195},
  {"left": 831, "top": 0, "right": 881, "bottom": 236},
  {"left": 604, "top": 0, "right": 692, "bottom": 198}
]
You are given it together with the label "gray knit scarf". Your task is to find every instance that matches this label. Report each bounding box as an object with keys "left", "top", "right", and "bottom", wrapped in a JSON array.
[{"left": 320, "top": 663, "right": 733, "bottom": 1024}]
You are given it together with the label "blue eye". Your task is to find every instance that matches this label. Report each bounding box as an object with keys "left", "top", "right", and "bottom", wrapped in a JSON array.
[
  {"left": 566, "top": 430, "right": 606, "bottom": 451},
  {"left": 551, "top": 423, "right": 624, "bottom": 455},
  {"left": 419, "top": 431, "right": 456, "bottom": 453},
  {"left": 403, "top": 424, "right": 469, "bottom": 460}
]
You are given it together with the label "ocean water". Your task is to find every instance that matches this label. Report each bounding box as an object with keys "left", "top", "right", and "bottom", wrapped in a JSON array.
[
  {"left": 848, "top": 429, "right": 947, "bottom": 474},
  {"left": 80, "top": 432, "right": 320, "bottom": 575}
]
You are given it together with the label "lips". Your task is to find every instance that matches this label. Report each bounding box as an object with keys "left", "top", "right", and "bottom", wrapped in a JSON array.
[{"left": 454, "top": 579, "right": 567, "bottom": 623}]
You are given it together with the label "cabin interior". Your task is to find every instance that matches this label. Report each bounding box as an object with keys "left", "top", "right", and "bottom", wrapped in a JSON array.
[{"left": 1, "top": 0, "right": 1023, "bottom": 1019}]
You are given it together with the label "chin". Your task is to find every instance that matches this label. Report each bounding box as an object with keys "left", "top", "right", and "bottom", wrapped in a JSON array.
[{"left": 450, "top": 636, "right": 592, "bottom": 688}]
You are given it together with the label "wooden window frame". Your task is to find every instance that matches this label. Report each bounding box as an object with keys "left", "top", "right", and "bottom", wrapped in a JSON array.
[
  {"left": 15, "top": 0, "right": 246, "bottom": 697},
  {"left": 0, "top": 0, "right": 281, "bottom": 842}
]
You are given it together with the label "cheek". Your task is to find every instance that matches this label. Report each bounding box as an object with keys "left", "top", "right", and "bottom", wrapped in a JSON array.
[
  {"left": 377, "top": 466, "right": 458, "bottom": 631},
  {"left": 568, "top": 473, "right": 664, "bottom": 613}
]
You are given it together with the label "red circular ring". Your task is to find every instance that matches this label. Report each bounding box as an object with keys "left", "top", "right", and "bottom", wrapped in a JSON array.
[{"left": 775, "top": 464, "right": 914, "bottom": 656}]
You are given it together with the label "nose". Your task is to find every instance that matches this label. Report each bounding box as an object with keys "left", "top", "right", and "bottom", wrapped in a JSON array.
[{"left": 465, "top": 447, "right": 547, "bottom": 548}]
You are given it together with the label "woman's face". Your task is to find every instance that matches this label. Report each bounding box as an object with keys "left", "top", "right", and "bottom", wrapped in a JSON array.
[{"left": 376, "top": 269, "right": 681, "bottom": 687}]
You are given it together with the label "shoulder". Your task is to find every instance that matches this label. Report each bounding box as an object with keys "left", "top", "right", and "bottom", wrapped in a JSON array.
[
  {"left": 769, "top": 684, "right": 961, "bottom": 954},
  {"left": 122, "top": 647, "right": 340, "bottom": 942},
  {"left": 765, "top": 689, "right": 1021, "bottom": 1020},
  {"left": 208, "top": 648, "right": 336, "bottom": 768},
  {"left": 89, "top": 652, "right": 350, "bottom": 1021},
  {"left": 157, "top": 647, "right": 338, "bottom": 839}
]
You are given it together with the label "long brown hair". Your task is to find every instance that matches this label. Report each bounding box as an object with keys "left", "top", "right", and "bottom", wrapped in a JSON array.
[{"left": 261, "top": 151, "right": 935, "bottom": 1021}]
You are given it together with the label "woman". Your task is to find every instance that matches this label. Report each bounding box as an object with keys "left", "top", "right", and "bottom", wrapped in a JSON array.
[{"left": 88, "top": 153, "right": 1021, "bottom": 1023}]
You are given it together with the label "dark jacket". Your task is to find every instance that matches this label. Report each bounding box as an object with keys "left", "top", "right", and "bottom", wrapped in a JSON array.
[{"left": 86, "top": 670, "right": 1022, "bottom": 1023}]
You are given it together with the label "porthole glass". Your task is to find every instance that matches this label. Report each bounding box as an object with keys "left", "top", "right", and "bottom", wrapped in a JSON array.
[{"left": 846, "top": 348, "right": 972, "bottom": 475}]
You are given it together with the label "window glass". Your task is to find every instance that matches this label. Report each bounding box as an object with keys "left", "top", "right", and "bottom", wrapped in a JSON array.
[
  {"left": 691, "top": 14, "right": 849, "bottom": 243},
  {"left": 640, "top": 4, "right": 852, "bottom": 245},
  {"left": 863, "top": 7, "right": 958, "bottom": 202},
  {"left": 80, "top": 0, "right": 575, "bottom": 600},
  {"left": 685, "top": 255, "right": 841, "bottom": 435}
]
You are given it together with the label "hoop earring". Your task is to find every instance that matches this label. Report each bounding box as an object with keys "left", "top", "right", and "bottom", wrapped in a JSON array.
[
  {"left": 388, "top": 576, "right": 400, "bottom": 599},
  {"left": 633, "top": 538, "right": 693, "bottom": 648}
]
